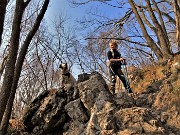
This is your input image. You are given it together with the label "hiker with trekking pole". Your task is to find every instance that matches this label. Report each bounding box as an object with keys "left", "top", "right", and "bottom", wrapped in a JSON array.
[{"left": 107, "top": 40, "right": 133, "bottom": 95}]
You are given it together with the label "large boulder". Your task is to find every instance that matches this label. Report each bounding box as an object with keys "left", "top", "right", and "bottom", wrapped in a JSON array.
[
  {"left": 77, "top": 72, "right": 109, "bottom": 112},
  {"left": 22, "top": 86, "right": 74, "bottom": 135},
  {"left": 64, "top": 72, "right": 116, "bottom": 135}
]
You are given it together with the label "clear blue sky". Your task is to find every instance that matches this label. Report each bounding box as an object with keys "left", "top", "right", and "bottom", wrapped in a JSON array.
[
  {"left": 45, "top": 0, "right": 123, "bottom": 26},
  {"left": 45, "top": 0, "right": 85, "bottom": 24},
  {"left": 45, "top": 0, "right": 125, "bottom": 44}
]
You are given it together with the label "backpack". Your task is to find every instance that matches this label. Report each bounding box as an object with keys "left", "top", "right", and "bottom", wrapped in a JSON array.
[{"left": 106, "top": 49, "right": 114, "bottom": 67}]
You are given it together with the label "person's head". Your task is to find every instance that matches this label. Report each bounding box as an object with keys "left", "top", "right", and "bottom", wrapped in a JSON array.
[{"left": 109, "top": 40, "right": 118, "bottom": 49}]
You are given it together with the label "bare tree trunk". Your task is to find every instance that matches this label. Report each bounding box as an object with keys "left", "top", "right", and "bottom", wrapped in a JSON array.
[
  {"left": 174, "top": 0, "right": 180, "bottom": 51},
  {"left": 0, "top": 0, "right": 49, "bottom": 134},
  {"left": 146, "top": 0, "right": 172, "bottom": 59},
  {"left": 0, "top": 0, "right": 8, "bottom": 46},
  {"left": 128, "top": 0, "right": 163, "bottom": 60},
  {"left": 0, "top": 0, "right": 26, "bottom": 124},
  {"left": 35, "top": 43, "right": 48, "bottom": 91},
  {"left": 0, "top": 55, "right": 8, "bottom": 79}
]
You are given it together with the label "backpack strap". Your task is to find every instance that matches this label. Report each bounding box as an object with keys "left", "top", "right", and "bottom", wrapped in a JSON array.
[{"left": 110, "top": 49, "right": 114, "bottom": 58}]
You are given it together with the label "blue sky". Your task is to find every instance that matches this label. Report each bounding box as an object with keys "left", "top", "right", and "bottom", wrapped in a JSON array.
[
  {"left": 45, "top": 0, "right": 85, "bottom": 24},
  {"left": 45, "top": 0, "right": 124, "bottom": 26},
  {"left": 45, "top": 0, "right": 78, "bottom": 21},
  {"left": 44, "top": 0, "right": 125, "bottom": 45}
]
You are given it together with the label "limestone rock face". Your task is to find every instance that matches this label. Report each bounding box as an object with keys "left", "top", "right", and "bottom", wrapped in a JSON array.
[
  {"left": 22, "top": 71, "right": 179, "bottom": 135},
  {"left": 115, "top": 107, "right": 167, "bottom": 135},
  {"left": 23, "top": 88, "right": 70, "bottom": 135},
  {"left": 77, "top": 72, "right": 109, "bottom": 112}
]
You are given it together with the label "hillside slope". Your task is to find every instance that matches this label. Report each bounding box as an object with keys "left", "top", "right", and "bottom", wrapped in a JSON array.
[{"left": 8, "top": 54, "right": 180, "bottom": 135}]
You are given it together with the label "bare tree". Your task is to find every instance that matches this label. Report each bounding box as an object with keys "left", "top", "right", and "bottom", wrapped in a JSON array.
[
  {"left": 69, "top": 0, "right": 179, "bottom": 62},
  {"left": 0, "top": 0, "right": 9, "bottom": 46},
  {"left": 4, "top": 11, "right": 79, "bottom": 123},
  {"left": 0, "top": 45, "right": 8, "bottom": 79},
  {"left": 174, "top": 0, "right": 180, "bottom": 51},
  {"left": 0, "top": 0, "right": 50, "bottom": 134}
]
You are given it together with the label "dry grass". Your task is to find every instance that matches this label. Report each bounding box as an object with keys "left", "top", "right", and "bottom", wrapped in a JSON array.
[{"left": 129, "top": 54, "right": 179, "bottom": 93}]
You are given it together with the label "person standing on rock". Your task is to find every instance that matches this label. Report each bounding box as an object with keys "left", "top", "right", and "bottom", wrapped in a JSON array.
[{"left": 107, "top": 40, "right": 133, "bottom": 94}]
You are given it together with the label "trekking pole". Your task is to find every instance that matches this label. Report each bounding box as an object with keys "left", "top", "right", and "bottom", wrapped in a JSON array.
[
  {"left": 123, "top": 60, "right": 130, "bottom": 85},
  {"left": 121, "top": 59, "right": 132, "bottom": 93},
  {"left": 121, "top": 60, "right": 128, "bottom": 78}
]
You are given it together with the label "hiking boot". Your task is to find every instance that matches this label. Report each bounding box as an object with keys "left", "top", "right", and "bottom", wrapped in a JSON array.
[
  {"left": 127, "top": 88, "right": 133, "bottom": 93},
  {"left": 110, "top": 88, "right": 115, "bottom": 94},
  {"left": 128, "top": 93, "right": 135, "bottom": 98},
  {"left": 126, "top": 88, "right": 135, "bottom": 97}
]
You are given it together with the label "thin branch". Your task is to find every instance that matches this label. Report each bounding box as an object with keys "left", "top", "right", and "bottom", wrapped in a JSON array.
[{"left": 85, "top": 37, "right": 148, "bottom": 47}]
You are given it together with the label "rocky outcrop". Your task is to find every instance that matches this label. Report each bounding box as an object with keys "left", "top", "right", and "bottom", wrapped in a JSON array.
[
  {"left": 22, "top": 71, "right": 179, "bottom": 135},
  {"left": 23, "top": 88, "right": 70, "bottom": 134}
]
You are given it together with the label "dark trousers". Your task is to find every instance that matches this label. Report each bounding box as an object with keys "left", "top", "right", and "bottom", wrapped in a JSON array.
[{"left": 109, "top": 66, "right": 133, "bottom": 93}]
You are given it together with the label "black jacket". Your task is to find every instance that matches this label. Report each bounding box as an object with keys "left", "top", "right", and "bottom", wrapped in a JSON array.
[{"left": 107, "top": 49, "right": 122, "bottom": 68}]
